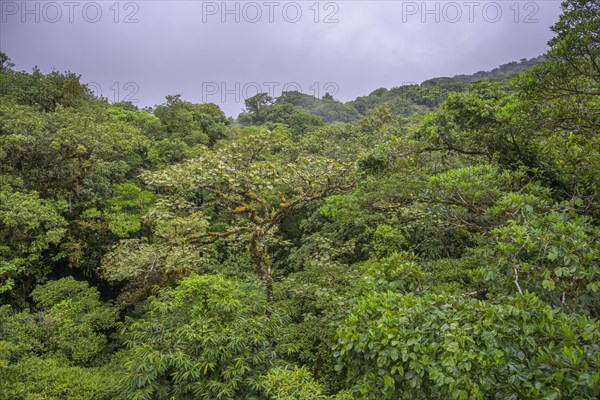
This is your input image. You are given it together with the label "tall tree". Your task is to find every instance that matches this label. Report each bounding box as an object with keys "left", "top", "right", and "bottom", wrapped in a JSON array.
[{"left": 145, "top": 127, "right": 353, "bottom": 301}]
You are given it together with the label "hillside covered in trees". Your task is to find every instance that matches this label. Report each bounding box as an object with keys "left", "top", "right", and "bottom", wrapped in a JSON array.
[
  {"left": 0, "top": 1, "right": 598, "bottom": 399},
  {"left": 236, "top": 56, "right": 545, "bottom": 128}
]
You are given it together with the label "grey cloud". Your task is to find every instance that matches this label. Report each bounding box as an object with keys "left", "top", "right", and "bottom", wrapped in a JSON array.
[{"left": 1, "top": 1, "right": 563, "bottom": 116}]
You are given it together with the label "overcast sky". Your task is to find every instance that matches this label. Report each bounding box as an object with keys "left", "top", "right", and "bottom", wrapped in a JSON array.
[{"left": 1, "top": 0, "right": 563, "bottom": 116}]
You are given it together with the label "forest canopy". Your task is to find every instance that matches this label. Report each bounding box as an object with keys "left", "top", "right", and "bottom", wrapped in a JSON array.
[{"left": 0, "top": 1, "right": 598, "bottom": 398}]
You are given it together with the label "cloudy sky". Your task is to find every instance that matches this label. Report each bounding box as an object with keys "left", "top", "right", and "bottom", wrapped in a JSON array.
[{"left": 1, "top": 0, "right": 563, "bottom": 116}]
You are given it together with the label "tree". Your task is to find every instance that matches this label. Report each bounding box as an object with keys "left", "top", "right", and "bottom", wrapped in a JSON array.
[
  {"left": 0, "top": 52, "right": 15, "bottom": 72},
  {"left": 260, "top": 103, "right": 325, "bottom": 135},
  {"left": 243, "top": 92, "right": 274, "bottom": 123},
  {"left": 0, "top": 67, "right": 95, "bottom": 111},
  {"left": 0, "top": 98, "right": 148, "bottom": 209},
  {"left": 0, "top": 278, "right": 118, "bottom": 398},
  {"left": 152, "top": 95, "right": 230, "bottom": 148},
  {"left": 144, "top": 127, "right": 354, "bottom": 301},
  {"left": 100, "top": 205, "right": 212, "bottom": 307},
  {"left": 486, "top": 192, "right": 600, "bottom": 314},
  {"left": 119, "top": 274, "right": 282, "bottom": 400},
  {"left": 0, "top": 186, "right": 67, "bottom": 299},
  {"left": 238, "top": 93, "right": 327, "bottom": 135},
  {"left": 547, "top": 0, "right": 599, "bottom": 83},
  {"left": 103, "top": 183, "right": 155, "bottom": 238},
  {"left": 29, "top": 277, "right": 118, "bottom": 365}
]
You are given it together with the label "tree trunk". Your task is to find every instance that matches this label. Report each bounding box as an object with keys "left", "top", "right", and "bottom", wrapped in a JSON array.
[{"left": 249, "top": 232, "right": 273, "bottom": 302}]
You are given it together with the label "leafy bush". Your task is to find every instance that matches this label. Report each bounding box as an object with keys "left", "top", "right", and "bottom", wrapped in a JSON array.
[{"left": 336, "top": 292, "right": 600, "bottom": 399}]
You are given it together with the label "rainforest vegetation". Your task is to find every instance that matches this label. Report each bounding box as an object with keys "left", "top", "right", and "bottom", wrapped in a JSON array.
[{"left": 0, "top": 1, "right": 598, "bottom": 398}]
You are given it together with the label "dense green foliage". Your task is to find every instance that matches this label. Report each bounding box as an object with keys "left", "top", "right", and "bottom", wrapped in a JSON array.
[
  {"left": 337, "top": 292, "right": 599, "bottom": 399},
  {"left": 0, "top": 2, "right": 598, "bottom": 398},
  {"left": 120, "top": 274, "right": 281, "bottom": 399}
]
